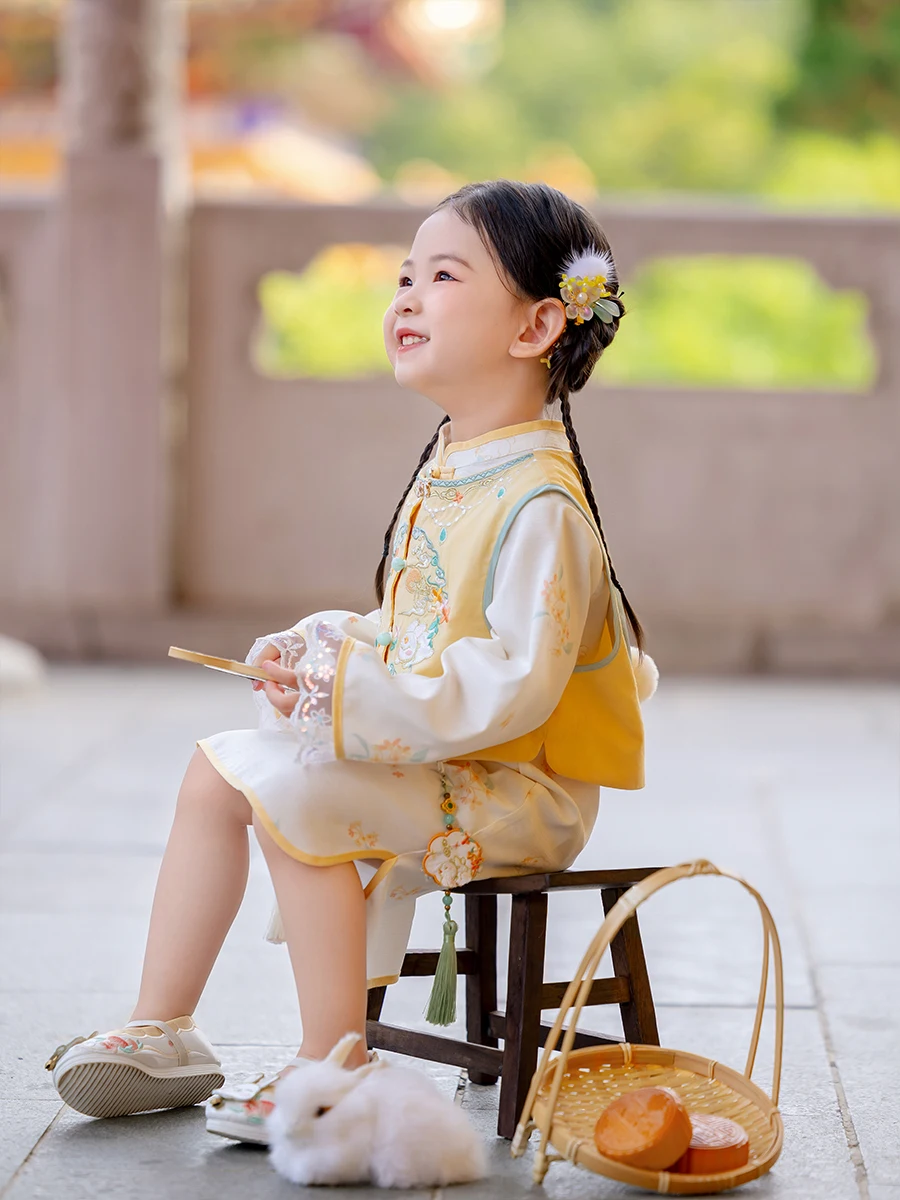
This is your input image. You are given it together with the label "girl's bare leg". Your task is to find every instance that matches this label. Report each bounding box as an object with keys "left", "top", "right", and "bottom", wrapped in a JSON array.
[
  {"left": 130, "top": 747, "right": 253, "bottom": 1021},
  {"left": 252, "top": 813, "right": 369, "bottom": 1070}
]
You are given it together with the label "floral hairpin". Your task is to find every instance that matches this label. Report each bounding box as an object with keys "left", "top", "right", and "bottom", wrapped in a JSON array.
[{"left": 558, "top": 245, "right": 621, "bottom": 325}]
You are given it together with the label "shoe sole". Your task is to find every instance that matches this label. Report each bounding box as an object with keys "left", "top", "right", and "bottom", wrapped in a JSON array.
[
  {"left": 205, "top": 1115, "right": 269, "bottom": 1145},
  {"left": 56, "top": 1061, "right": 225, "bottom": 1119}
]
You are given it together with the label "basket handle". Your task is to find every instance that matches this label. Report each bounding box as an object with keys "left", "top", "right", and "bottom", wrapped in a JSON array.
[{"left": 514, "top": 859, "right": 784, "bottom": 1156}]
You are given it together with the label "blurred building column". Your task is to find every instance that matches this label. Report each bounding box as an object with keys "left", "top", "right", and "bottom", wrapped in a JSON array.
[{"left": 56, "top": 0, "right": 186, "bottom": 615}]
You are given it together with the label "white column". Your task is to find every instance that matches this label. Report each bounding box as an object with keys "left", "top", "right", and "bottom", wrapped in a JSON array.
[{"left": 56, "top": 0, "right": 186, "bottom": 610}]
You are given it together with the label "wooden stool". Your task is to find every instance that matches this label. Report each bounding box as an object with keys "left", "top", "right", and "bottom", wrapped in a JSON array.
[{"left": 366, "top": 867, "right": 662, "bottom": 1138}]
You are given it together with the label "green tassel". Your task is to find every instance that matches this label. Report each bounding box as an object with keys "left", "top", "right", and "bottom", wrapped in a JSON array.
[{"left": 424, "top": 892, "right": 458, "bottom": 1026}]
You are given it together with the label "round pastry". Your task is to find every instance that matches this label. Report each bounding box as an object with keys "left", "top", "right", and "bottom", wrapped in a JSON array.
[
  {"left": 671, "top": 1113, "right": 750, "bottom": 1174},
  {"left": 593, "top": 1086, "right": 693, "bottom": 1171}
]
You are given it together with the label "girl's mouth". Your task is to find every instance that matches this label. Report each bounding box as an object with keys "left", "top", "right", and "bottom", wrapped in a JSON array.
[{"left": 397, "top": 336, "right": 430, "bottom": 354}]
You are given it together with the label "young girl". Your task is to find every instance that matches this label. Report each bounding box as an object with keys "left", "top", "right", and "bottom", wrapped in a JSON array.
[{"left": 45, "top": 179, "right": 655, "bottom": 1144}]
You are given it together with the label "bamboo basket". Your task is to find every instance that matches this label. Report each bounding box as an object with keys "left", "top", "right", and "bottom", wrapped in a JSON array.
[{"left": 512, "top": 859, "right": 784, "bottom": 1195}]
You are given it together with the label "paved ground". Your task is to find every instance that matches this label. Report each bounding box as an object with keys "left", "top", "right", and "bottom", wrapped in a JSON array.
[{"left": 0, "top": 666, "right": 897, "bottom": 1199}]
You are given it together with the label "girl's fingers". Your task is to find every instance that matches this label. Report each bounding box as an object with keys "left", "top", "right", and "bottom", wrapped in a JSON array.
[
  {"left": 262, "top": 659, "right": 293, "bottom": 682},
  {"left": 263, "top": 671, "right": 299, "bottom": 716}
]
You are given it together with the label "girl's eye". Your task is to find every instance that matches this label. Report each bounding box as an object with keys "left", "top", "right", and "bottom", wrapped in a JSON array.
[{"left": 397, "top": 271, "right": 455, "bottom": 287}]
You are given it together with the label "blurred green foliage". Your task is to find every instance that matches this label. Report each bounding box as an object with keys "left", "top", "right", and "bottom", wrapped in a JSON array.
[
  {"left": 776, "top": 0, "right": 900, "bottom": 136},
  {"left": 255, "top": 247, "right": 874, "bottom": 391},
  {"left": 361, "top": 0, "right": 900, "bottom": 211},
  {"left": 255, "top": 0, "right": 892, "bottom": 388},
  {"left": 597, "top": 256, "right": 873, "bottom": 388}
]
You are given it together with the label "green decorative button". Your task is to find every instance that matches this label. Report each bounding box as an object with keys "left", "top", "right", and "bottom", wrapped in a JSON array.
[{"left": 391, "top": 556, "right": 407, "bottom": 571}]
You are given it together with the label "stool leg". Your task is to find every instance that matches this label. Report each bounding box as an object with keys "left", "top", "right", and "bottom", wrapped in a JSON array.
[
  {"left": 465, "top": 893, "right": 499, "bottom": 1085},
  {"left": 366, "top": 985, "right": 387, "bottom": 1022},
  {"left": 498, "top": 892, "right": 548, "bottom": 1139},
  {"left": 602, "top": 887, "right": 659, "bottom": 1045}
]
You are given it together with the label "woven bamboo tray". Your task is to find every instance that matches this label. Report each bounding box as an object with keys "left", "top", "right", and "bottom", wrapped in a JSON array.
[{"left": 512, "top": 860, "right": 784, "bottom": 1195}]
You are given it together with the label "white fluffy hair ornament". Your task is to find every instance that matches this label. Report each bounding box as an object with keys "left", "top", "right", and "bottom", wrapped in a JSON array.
[
  {"left": 558, "top": 244, "right": 621, "bottom": 325},
  {"left": 630, "top": 646, "right": 659, "bottom": 703},
  {"left": 267, "top": 1033, "right": 488, "bottom": 1189}
]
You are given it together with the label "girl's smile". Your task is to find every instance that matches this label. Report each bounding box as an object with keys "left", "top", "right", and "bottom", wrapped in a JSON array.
[{"left": 395, "top": 326, "right": 430, "bottom": 353}]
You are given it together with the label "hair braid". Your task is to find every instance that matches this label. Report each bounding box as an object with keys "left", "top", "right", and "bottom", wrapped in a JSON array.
[
  {"left": 374, "top": 416, "right": 450, "bottom": 605},
  {"left": 559, "top": 394, "right": 645, "bottom": 656}
]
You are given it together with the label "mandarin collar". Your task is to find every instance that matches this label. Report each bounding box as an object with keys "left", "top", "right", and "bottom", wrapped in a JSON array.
[{"left": 430, "top": 417, "right": 569, "bottom": 478}]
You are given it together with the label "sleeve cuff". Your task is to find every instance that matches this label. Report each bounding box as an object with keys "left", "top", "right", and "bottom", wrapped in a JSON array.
[{"left": 332, "top": 635, "right": 357, "bottom": 760}]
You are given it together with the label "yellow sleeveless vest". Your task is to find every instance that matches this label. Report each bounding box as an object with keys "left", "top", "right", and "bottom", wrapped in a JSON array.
[{"left": 376, "top": 444, "right": 644, "bottom": 788}]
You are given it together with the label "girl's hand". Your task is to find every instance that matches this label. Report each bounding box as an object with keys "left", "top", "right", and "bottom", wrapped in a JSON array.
[
  {"left": 251, "top": 643, "right": 283, "bottom": 692},
  {"left": 261, "top": 658, "right": 300, "bottom": 717}
]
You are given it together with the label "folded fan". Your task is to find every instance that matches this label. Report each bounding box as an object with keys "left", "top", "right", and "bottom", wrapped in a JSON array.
[{"left": 168, "top": 646, "right": 300, "bottom": 692}]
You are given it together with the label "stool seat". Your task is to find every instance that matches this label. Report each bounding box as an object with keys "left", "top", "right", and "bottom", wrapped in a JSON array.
[{"left": 366, "top": 866, "right": 662, "bottom": 1138}]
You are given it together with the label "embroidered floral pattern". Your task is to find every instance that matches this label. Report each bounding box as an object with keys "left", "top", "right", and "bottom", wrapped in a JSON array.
[
  {"left": 419, "top": 454, "right": 536, "bottom": 531},
  {"left": 242, "top": 1097, "right": 275, "bottom": 1121},
  {"left": 535, "top": 565, "right": 573, "bottom": 656},
  {"left": 347, "top": 734, "right": 430, "bottom": 764},
  {"left": 389, "top": 884, "right": 426, "bottom": 901},
  {"left": 369, "top": 738, "right": 410, "bottom": 762},
  {"left": 347, "top": 821, "right": 379, "bottom": 849},
  {"left": 385, "top": 526, "right": 450, "bottom": 674},
  {"left": 282, "top": 621, "right": 346, "bottom": 764},
  {"left": 422, "top": 829, "right": 484, "bottom": 889},
  {"left": 90, "top": 1035, "right": 144, "bottom": 1055},
  {"left": 441, "top": 759, "right": 496, "bottom": 810}
]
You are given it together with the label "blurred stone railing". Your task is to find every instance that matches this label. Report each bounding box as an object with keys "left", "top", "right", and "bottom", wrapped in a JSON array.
[{"left": 1, "top": 193, "right": 899, "bottom": 675}]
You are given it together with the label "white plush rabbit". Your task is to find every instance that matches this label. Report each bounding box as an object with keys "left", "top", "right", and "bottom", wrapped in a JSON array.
[{"left": 267, "top": 1033, "right": 488, "bottom": 1188}]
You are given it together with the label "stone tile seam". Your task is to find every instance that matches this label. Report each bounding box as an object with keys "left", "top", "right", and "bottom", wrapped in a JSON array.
[
  {"left": 0, "top": 1102, "right": 64, "bottom": 1200},
  {"left": 758, "top": 784, "right": 870, "bottom": 1200}
]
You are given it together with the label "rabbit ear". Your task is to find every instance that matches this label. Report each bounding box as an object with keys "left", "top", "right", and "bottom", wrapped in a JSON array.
[
  {"left": 325, "top": 1032, "right": 362, "bottom": 1067},
  {"left": 354, "top": 1058, "right": 388, "bottom": 1079}
]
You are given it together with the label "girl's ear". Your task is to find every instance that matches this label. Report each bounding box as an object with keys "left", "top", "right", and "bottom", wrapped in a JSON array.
[{"left": 509, "top": 297, "right": 566, "bottom": 361}]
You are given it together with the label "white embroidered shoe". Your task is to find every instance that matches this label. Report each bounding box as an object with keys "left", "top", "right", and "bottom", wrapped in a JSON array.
[
  {"left": 206, "top": 1050, "right": 379, "bottom": 1146},
  {"left": 46, "top": 1018, "right": 225, "bottom": 1119},
  {"left": 205, "top": 1069, "right": 291, "bottom": 1145}
]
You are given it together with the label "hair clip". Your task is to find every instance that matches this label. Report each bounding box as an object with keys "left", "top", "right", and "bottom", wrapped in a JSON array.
[{"left": 559, "top": 245, "right": 621, "bottom": 325}]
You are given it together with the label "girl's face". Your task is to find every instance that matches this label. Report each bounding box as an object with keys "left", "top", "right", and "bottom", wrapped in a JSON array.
[{"left": 383, "top": 208, "right": 528, "bottom": 401}]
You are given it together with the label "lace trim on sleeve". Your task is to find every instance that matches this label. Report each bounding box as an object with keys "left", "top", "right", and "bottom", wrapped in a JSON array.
[
  {"left": 246, "top": 628, "right": 308, "bottom": 734},
  {"left": 286, "top": 620, "right": 346, "bottom": 765},
  {"left": 245, "top": 629, "right": 307, "bottom": 670}
]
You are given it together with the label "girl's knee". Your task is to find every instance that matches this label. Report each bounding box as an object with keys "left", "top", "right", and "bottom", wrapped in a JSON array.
[{"left": 179, "top": 746, "right": 254, "bottom": 825}]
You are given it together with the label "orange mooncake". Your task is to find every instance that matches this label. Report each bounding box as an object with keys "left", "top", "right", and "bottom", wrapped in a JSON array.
[
  {"left": 672, "top": 1113, "right": 750, "bottom": 1174},
  {"left": 593, "top": 1086, "right": 693, "bottom": 1171}
]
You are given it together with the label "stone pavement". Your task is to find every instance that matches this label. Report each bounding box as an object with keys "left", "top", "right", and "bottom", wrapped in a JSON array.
[{"left": 1, "top": 666, "right": 897, "bottom": 1199}]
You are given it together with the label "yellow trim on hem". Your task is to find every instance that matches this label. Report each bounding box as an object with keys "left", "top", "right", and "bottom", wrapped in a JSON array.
[
  {"left": 367, "top": 974, "right": 400, "bottom": 989},
  {"left": 438, "top": 418, "right": 566, "bottom": 460},
  {"left": 333, "top": 636, "right": 355, "bottom": 760},
  {"left": 196, "top": 738, "right": 398, "bottom": 882},
  {"left": 363, "top": 855, "right": 401, "bottom": 898}
]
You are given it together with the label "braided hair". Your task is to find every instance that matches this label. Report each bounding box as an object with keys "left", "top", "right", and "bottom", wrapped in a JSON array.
[{"left": 374, "top": 179, "right": 644, "bottom": 654}]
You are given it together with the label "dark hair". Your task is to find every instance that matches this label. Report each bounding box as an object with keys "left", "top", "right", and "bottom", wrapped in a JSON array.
[{"left": 375, "top": 179, "right": 644, "bottom": 653}]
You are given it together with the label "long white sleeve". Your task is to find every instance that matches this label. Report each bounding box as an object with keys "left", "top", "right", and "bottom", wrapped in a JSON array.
[
  {"left": 274, "top": 493, "right": 608, "bottom": 765},
  {"left": 245, "top": 608, "right": 381, "bottom": 742}
]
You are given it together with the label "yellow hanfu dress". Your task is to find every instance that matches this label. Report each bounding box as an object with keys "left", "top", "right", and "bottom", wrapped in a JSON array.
[{"left": 198, "top": 412, "right": 649, "bottom": 988}]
